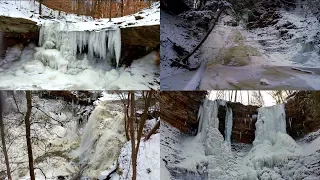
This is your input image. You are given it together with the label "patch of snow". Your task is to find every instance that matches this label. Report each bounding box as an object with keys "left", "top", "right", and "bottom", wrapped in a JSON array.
[{"left": 118, "top": 134, "right": 160, "bottom": 180}]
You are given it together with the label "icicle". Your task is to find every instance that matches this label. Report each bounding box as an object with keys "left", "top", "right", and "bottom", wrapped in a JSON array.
[
  {"left": 39, "top": 25, "right": 44, "bottom": 46},
  {"left": 108, "top": 28, "right": 121, "bottom": 68},
  {"left": 289, "top": 118, "right": 292, "bottom": 129},
  {"left": 224, "top": 106, "right": 233, "bottom": 143}
]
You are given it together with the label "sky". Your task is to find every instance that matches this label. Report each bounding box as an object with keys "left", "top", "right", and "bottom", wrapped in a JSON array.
[{"left": 209, "top": 90, "right": 277, "bottom": 107}]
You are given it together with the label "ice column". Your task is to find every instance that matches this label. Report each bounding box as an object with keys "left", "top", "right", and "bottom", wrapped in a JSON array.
[
  {"left": 225, "top": 107, "right": 233, "bottom": 143},
  {"left": 253, "top": 104, "right": 286, "bottom": 146},
  {"left": 197, "top": 99, "right": 230, "bottom": 156}
]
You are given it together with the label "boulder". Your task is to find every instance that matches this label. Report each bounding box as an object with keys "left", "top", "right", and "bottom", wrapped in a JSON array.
[
  {"left": 0, "top": 16, "right": 38, "bottom": 33},
  {"left": 121, "top": 25, "right": 159, "bottom": 48}
]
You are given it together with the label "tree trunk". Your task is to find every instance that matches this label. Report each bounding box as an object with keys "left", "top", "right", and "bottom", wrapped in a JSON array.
[
  {"left": 135, "top": 91, "right": 152, "bottom": 153},
  {"left": 39, "top": 0, "right": 42, "bottom": 16},
  {"left": 129, "top": 92, "right": 137, "bottom": 180},
  {"left": 77, "top": 0, "right": 81, "bottom": 16},
  {"left": 0, "top": 92, "right": 12, "bottom": 180},
  {"left": 121, "top": 0, "right": 124, "bottom": 16},
  {"left": 144, "top": 120, "right": 160, "bottom": 141},
  {"left": 109, "top": 0, "right": 112, "bottom": 21},
  {"left": 25, "top": 91, "right": 35, "bottom": 180}
]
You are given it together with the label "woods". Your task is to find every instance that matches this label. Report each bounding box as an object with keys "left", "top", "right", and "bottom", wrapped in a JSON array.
[
  {"left": 0, "top": 92, "right": 12, "bottom": 180},
  {"left": 38, "top": 0, "right": 156, "bottom": 18},
  {"left": 0, "top": 91, "right": 160, "bottom": 179}
]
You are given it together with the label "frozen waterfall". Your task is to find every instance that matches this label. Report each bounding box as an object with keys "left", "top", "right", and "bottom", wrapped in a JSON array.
[
  {"left": 197, "top": 99, "right": 230, "bottom": 155},
  {"left": 225, "top": 107, "right": 233, "bottom": 143},
  {"left": 245, "top": 104, "right": 299, "bottom": 170},
  {"left": 253, "top": 104, "right": 286, "bottom": 146},
  {"left": 39, "top": 22, "right": 121, "bottom": 68},
  {"left": 76, "top": 103, "right": 126, "bottom": 177},
  {"left": 196, "top": 98, "right": 257, "bottom": 179}
]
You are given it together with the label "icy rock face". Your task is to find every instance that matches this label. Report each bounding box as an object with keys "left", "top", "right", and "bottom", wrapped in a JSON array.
[
  {"left": 39, "top": 22, "right": 121, "bottom": 68},
  {"left": 77, "top": 102, "right": 126, "bottom": 177}
]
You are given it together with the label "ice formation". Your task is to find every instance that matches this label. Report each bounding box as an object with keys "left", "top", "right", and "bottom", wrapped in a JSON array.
[
  {"left": 225, "top": 106, "right": 233, "bottom": 143},
  {"left": 253, "top": 104, "right": 287, "bottom": 146},
  {"left": 76, "top": 102, "right": 126, "bottom": 177},
  {"left": 245, "top": 104, "right": 299, "bottom": 172},
  {"left": 39, "top": 22, "right": 121, "bottom": 68},
  {"left": 196, "top": 98, "right": 257, "bottom": 180}
]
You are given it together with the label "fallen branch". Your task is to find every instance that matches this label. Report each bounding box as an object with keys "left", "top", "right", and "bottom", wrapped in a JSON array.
[
  {"left": 179, "top": 8, "right": 225, "bottom": 70},
  {"left": 144, "top": 120, "right": 160, "bottom": 141}
]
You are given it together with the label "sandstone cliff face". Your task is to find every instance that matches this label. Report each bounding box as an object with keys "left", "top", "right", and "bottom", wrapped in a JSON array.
[
  {"left": 228, "top": 103, "right": 259, "bottom": 143},
  {"left": 285, "top": 91, "right": 320, "bottom": 139},
  {"left": 160, "top": 91, "right": 207, "bottom": 135}
]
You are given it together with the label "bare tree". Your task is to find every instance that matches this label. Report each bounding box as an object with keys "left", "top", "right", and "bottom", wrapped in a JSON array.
[
  {"left": 129, "top": 91, "right": 137, "bottom": 180},
  {"left": 39, "top": 0, "right": 42, "bottom": 15},
  {"left": 121, "top": 0, "right": 124, "bottom": 16},
  {"left": 25, "top": 91, "right": 35, "bottom": 180},
  {"left": 126, "top": 91, "right": 153, "bottom": 180},
  {"left": 109, "top": 0, "right": 112, "bottom": 21},
  {"left": 0, "top": 92, "right": 12, "bottom": 180},
  {"left": 251, "top": 91, "right": 264, "bottom": 107}
]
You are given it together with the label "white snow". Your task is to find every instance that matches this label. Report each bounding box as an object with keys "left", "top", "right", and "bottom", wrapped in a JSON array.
[
  {"left": 0, "top": 1, "right": 160, "bottom": 90},
  {"left": 118, "top": 133, "right": 160, "bottom": 180}
]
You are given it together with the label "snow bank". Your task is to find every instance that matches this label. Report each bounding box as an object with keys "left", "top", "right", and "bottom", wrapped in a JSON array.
[{"left": 118, "top": 134, "right": 160, "bottom": 180}]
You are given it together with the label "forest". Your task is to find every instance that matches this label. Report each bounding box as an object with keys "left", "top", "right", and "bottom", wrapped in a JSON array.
[{"left": 0, "top": 91, "right": 160, "bottom": 180}]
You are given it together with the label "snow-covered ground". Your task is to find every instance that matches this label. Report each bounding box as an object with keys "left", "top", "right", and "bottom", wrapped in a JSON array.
[
  {"left": 0, "top": 1, "right": 160, "bottom": 90},
  {"left": 118, "top": 134, "right": 160, "bottom": 180},
  {"left": 161, "top": 98, "right": 320, "bottom": 180}
]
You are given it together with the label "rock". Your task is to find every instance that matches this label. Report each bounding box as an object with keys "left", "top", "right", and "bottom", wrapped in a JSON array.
[
  {"left": 121, "top": 25, "right": 159, "bottom": 48},
  {"left": 260, "top": 78, "right": 270, "bottom": 85},
  {"left": 161, "top": 0, "right": 190, "bottom": 14},
  {"left": 134, "top": 15, "right": 144, "bottom": 20},
  {"left": 160, "top": 91, "right": 207, "bottom": 135},
  {"left": 285, "top": 91, "right": 320, "bottom": 139},
  {"left": 0, "top": 16, "right": 38, "bottom": 33}
]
